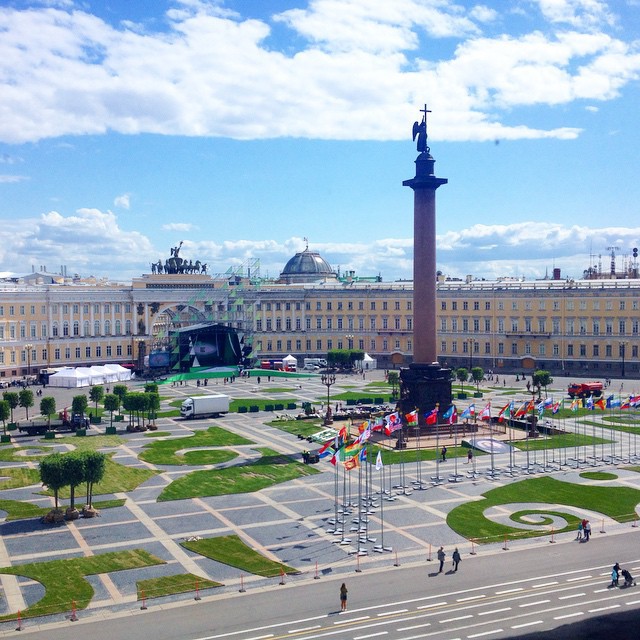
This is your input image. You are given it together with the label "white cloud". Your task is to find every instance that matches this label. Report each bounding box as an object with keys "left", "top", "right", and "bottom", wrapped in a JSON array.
[
  {"left": 114, "top": 194, "right": 130, "bottom": 209},
  {"left": 0, "top": 175, "right": 28, "bottom": 183},
  {"left": 0, "top": 1, "right": 637, "bottom": 144},
  {"left": 1, "top": 206, "right": 638, "bottom": 283},
  {"left": 162, "top": 222, "right": 194, "bottom": 232}
]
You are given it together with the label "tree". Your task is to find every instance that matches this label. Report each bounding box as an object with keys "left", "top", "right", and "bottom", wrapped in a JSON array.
[
  {"left": 39, "top": 452, "right": 67, "bottom": 510},
  {"left": 63, "top": 452, "right": 86, "bottom": 513},
  {"left": 0, "top": 400, "right": 10, "bottom": 434},
  {"left": 72, "top": 394, "right": 88, "bottom": 417},
  {"left": 146, "top": 392, "right": 160, "bottom": 426},
  {"left": 19, "top": 388, "right": 34, "bottom": 420},
  {"left": 40, "top": 396, "right": 56, "bottom": 429},
  {"left": 471, "top": 367, "right": 484, "bottom": 393},
  {"left": 533, "top": 370, "right": 553, "bottom": 399},
  {"left": 103, "top": 393, "right": 120, "bottom": 426},
  {"left": 82, "top": 450, "right": 106, "bottom": 508},
  {"left": 387, "top": 371, "right": 399, "bottom": 399},
  {"left": 89, "top": 385, "right": 104, "bottom": 416},
  {"left": 113, "top": 384, "right": 128, "bottom": 407},
  {"left": 3, "top": 392, "right": 19, "bottom": 424},
  {"left": 144, "top": 382, "right": 159, "bottom": 394},
  {"left": 456, "top": 368, "right": 469, "bottom": 394}
]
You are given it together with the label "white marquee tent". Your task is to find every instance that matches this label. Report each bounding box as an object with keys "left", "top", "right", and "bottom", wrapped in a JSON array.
[
  {"left": 48, "top": 365, "right": 132, "bottom": 388},
  {"left": 356, "top": 353, "right": 377, "bottom": 370}
]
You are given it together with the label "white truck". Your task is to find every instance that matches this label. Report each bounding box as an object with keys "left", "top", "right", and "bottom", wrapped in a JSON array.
[
  {"left": 303, "top": 357, "right": 327, "bottom": 370},
  {"left": 180, "top": 394, "right": 230, "bottom": 419}
]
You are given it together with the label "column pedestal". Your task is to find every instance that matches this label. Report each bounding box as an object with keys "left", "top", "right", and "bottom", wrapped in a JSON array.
[{"left": 399, "top": 362, "right": 452, "bottom": 421}]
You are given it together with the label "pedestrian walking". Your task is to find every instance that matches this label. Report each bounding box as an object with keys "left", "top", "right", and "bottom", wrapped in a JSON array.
[
  {"left": 584, "top": 520, "right": 591, "bottom": 541},
  {"left": 340, "top": 583, "right": 348, "bottom": 611},
  {"left": 466, "top": 449, "right": 473, "bottom": 464},
  {"left": 452, "top": 548, "right": 461, "bottom": 572},
  {"left": 441, "top": 446, "right": 447, "bottom": 462},
  {"left": 576, "top": 520, "right": 583, "bottom": 540},
  {"left": 437, "top": 546, "right": 446, "bottom": 573}
]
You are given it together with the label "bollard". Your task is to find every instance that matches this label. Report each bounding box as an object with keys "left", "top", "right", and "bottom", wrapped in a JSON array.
[
  {"left": 279, "top": 567, "right": 286, "bottom": 586},
  {"left": 140, "top": 589, "right": 148, "bottom": 610},
  {"left": 194, "top": 578, "right": 201, "bottom": 601},
  {"left": 600, "top": 518, "right": 606, "bottom": 534},
  {"left": 427, "top": 543, "right": 432, "bottom": 562},
  {"left": 239, "top": 574, "right": 246, "bottom": 593},
  {"left": 314, "top": 561, "right": 320, "bottom": 580},
  {"left": 502, "top": 535, "right": 509, "bottom": 551},
  {"left": 394, "top": 550, "right": 400, "bottom": 567},
  {"left": 633, "top": 515, "right": 638, "bottom": 529},
  {"left": 355, "top": 553, "right": 362, "bottom": 573},
  {"left": 470, "top": 539, "right": 477, "bottom": 556},
  {"left": 70, "top": 600, "right": 78, "bottom": 622},
  {"left": 549, "top": 527, "right": 556, "bottom": 543},
  {"left": 15, "top": 610, "right": 22, "bottom": 632}
]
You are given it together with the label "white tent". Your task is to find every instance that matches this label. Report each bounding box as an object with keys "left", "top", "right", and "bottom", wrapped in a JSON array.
[
  {"left": 357, "top": 353, "right": 377, "bottom": 370},
  {"left": 48, "top": 367, "right": 92, "bottom": 388},
  {"left": 282, "top": 354, "right": 298, "bottom": 369},
  {"left": 47, "top": 364, "right": 132, "bottom": 388}
]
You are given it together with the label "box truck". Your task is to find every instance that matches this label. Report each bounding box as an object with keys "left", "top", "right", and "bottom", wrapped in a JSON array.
[
  {"left": 180, "top": 394, "right": 230, "bottom": 419},
  {"left": 303, "top": 358, "right": 327, "bottom": 370}
]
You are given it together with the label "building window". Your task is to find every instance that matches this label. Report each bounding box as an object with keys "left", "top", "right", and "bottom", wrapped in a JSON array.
[
  {"left": 452, "top": 341, "right": 457, "bottom": 353},
  {"left": 407, "top": 318, "right": 412, "bottom": 331},
  {"left": 73, "top": 321, "right": 79, "bottom": 336},
  {"left": 463, "top": 301, "right": 468, "bottom": 310},
  {"left": 538, "top": 344, "right": 545, "bottom": 355},
  {"left": 54, "top": 348, "right": 61, "bottom": 360},
  {"left": 484, "top": 319, "right": 491, "bottom": 332},
  {"left": 86, "top": 346, "right": 91, "bottom": 358},
  {"left": 441, "top": 341, "right": 447, "bottom": 353},
  {"left": 580, "top": 344, "right": 586, "bottom": 357},
  {"left": 473, "top": 301, "right": 479, "bottom": 311},
  {"left": 316, "top": 339, "right": 322, "bottom": 350},
  {"left": 117, "top": 345, "right": 122, "bottom": 356},
  {"left": 65, "top": 348, "right": 71, "bottom": 359},
  {"left": 619, "top": 320, "right": 626, "bottom": 335},
  {"left": 326, "top": 302, "right": 331, "bottom": 311},
  {"left": 511, "top": 343, "right": 518, "bottom": 355},
  {"left": 75, "top": 347, "right": 81, "bottom": 358},
  {"left": 553, "top": 344, "right": 559, "bottom": 356},
  {"left": 96, "top": 346, "right": 101, "bottom": 357},
  {"left": 327, "top": 340, "right": 332, "bottom": 350},
  {"left": 593, "top": 344, "right": 599, "bottom": 357},
  {"left": 267, "top": 319, "right": 273, "bottom": 331},
  {"left": 605, "top": 344, "right": 612, "bottom": 357},
  {"left": 370, "top": 318, "right": 376, "bottom": 330},
  {"left": 327, "top": 318, "right": 332, "bottom": 329},
  {"left": 382, "top": 301, "right": 388, "bottom": 311},
  {"left": 567, "top": 344, "right": 574, "bottom": 356},
  {"left": 484, "top": 342, "right": 490, "bottom": 354},
  {"left": 370, "top": 301, "right": 376, "bottom": 310}
]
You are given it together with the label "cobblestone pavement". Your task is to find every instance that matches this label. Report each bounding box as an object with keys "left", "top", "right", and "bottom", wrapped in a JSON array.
[{"left": 1, "top": 371, "right": 639, "bottom": 627}]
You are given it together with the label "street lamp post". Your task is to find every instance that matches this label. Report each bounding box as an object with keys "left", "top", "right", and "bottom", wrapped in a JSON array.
[
  {"left": 621, "top": 342, "right": 626, "bottom": 378},
  {"left": 25, "top": 343, "right": 33, "bottom": 378},
  {"left": 321, "top": 372, "right": 336, "bottom": 426},
  {"left": 468, "top": 338, "right": 473, "bottom": 371}
]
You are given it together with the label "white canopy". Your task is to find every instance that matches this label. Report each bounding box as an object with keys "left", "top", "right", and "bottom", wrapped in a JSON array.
[
  {"left": 48, "top": 364, "right": 131, "bottom": 388},
  {"left": 356, "top": 353, "right": 377, "bottom": 370},
  {"left": 282, "top": 354, "right": 297, "bottom": 365}
]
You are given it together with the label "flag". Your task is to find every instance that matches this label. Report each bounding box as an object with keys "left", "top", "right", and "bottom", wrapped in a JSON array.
[
  {"left": 478, "top": 402, "right": 491, "bottom": 421},
  {"left": 586, "top": 396, "right": 594, "bottom": 410},
  {"left": 344, "top": 456, "right": 359, "bottom": 471},
  {"left": 514, "top": 400, "right": 529, "bottom": 418},
  {"left": 425, "top": 407, "right": 439, "bottom": 425},
  {"left": 442, "top": 405, "right": 456, "bottom": 425},
  {"left": 357, "top": 420, "right": 369, "bottom": 433},
  {"left": 536, "top": 401, "right": 545, "bottom": 416},
  {"left": 551, "top": 400, "right": 561, "bottom": 414},
  {"left": 384, "top": 412, "right": 402, "bottom": 436},
  {"left": 318, "top": 445, "right": 335, "bottom": 459},
  {"left": 497, "top": 402, "right": 511, "bottom": 422},
  {"left": 607, "top": 395, "right": 621, "bottom": 408},
  {"left": 621, "top": 398, "right": 631, "bottom": 410},
  {"left": 318, "top": 437, "right": 335, "bottom": 455},
  {"left": 630, "top": 395, "right": 640, "bottom": 407},
  {"left": 358, "top": 447, "right": 368, "bottom": 462},
  {"left": 543, "top": 397, "right": 554, "bottom": 407},
  {"left": 460, "top": 404, "right": 475, "bottom": 420},
  {"left": 570, "top": 398, "right": 580, "bottom": 412},
  {"left": 375, "top": 451, "right": 383, "bottom": 471},
  {"left": 405, "top": 410, "right": 418, "bottom": 427},
  {"left": 372, "top": 415, "right": 385, "bottom": 432},
  {"left": 594, "top": 397, "right": 606, "bottom": 410}
]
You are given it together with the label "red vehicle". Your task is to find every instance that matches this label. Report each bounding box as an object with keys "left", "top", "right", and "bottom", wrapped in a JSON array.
[{"left": 567, "top": 382, "right": 603, "bottom": 399}]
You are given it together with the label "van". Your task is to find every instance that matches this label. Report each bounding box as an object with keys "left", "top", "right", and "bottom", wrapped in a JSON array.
[{"left": 304, "top": 358, "right": 327, "bottom": 369}]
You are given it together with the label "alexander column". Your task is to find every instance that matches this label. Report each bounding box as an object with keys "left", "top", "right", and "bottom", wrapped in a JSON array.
[{"left": 400, "top": 105, "right": 452, "bottom": 422}]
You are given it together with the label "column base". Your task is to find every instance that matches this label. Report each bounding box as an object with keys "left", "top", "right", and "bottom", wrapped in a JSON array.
[{"left": 399, "top": 362, "right": 453, "bottom": 419}]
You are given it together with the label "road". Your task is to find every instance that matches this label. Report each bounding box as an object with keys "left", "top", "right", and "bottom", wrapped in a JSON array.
[{"left": 8, "top": 531, "right": 640, "bottom": 640}]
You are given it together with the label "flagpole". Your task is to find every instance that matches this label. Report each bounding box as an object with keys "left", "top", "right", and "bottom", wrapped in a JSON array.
[{"left": 450, "top": 408, "right": 463, "bottom": 482}]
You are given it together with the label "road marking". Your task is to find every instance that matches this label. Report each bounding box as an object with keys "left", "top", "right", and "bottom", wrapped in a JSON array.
[
  {"left": 554, "top": 612, "right": 584, "bottom": 620},
  {"left": 353, "top": 633, "right": 388, "bottom": 640},
  {"left": 519, "top": 599, "right": 550, "bottom": 608},
  {"left": 593, "top": 588, "right": 610, "bottom": 593},
  {"left": 401, "top": 633, "right": 440, "bottom": 640},
  {"left": 532, "top": 581, "right": 558, "bottom": 588},
  {"left": 467, "top": 630, "right": 503, "bottom": 638},
  {"left": 478, "top": 607, "right": 511, "bottom": 616},
  {"left": 626, "top": 599, "right": 640, "bottom": 605},
  {"left": 333, "top": 616, "right": 370, "bottom": 625},
  {"left": 559, "top": 592, "right": 584, "bottom": 600},
  {"left": 588, "top": 604, "right": 620, "bottom": 613},
  {"left": 495, "top": 588, "right": 523, "bottom": 594},
  {"left": 567, "top": 575, "right": 590, "bottom": 582},
  {"left": 416, "top": 601, "right": 448, "bottom": 610},
  {"left": 439, "top": 615, "right": 473, "bottom": 623},
  {"left": 396, "top": 623, "right": 431, "bottom": 631},
  {"left": 457, "top": 595, "right": 486, "bottom": 602},
  {"left": 376, "top": 609, "right": 408, "bottom": 617},
  {"left": 511, "top": 620, "right": 543, "bottom": 629},
  {"left": 288, "top": 626, "right": 321, "bottom": 634}
]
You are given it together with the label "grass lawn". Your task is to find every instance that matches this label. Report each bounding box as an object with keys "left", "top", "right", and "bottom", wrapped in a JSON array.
[
  {"left": 0, "top": 446, "right": 50, "bottom": 462},
  {"left": 447, "top": 476, "right": 640, "bottom": 544},
  {"left": 0, "top": 467, "right": 41, "bottom": 489},
  {"left": 507, "top": 432, "right": 610, "bottom": 450},
  {"left": 51, "top": 456, "right": 156, "bottom": 500},
  {"left": 579, "top": 471, "right": 618, "bottom": 481},
  {"left": 182, "top": 534, "right": 297, "bottom": 577},
  {"left": 139, "top": 426, "right": 253, "bottom": 466},
  {"left": 158, "top": 448, "right": 319, "bottom": 501},
  {"left": 0, "top": 549, "right": 164, "bottom": 620},
  {"left": 266, "top": 418, "right": 325, "bottom": 438},
  {"left": 0, "top": 498, "right": 126, "bottom": 521},
  {"left": 56, "top": 434, "right": 124, "bottom": 450},
  {"left": 137, "top": 573, "right": 222, "bottom": 600}
]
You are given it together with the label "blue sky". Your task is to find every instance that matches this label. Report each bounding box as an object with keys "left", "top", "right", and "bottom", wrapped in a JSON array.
[{"left": 1, "top": 0, "right": 639, "bottom": 282}]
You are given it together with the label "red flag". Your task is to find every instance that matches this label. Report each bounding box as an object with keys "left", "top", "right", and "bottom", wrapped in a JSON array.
[
  {"left": 405, "top": 410, "right": 418, "bottom": 427},
  {"left": 425, "top": 408, "right": 438, "bottom": 425}
]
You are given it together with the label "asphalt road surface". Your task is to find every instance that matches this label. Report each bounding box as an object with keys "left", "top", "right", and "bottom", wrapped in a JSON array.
[{"left": 8, "top": 529, "right": 640, "bottom": 640}]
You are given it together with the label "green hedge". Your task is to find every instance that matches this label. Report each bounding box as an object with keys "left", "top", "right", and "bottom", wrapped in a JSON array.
[
  {"left": 287, "top": 403, "right": 297, "bottom": 410},
  {"left": 265, "top": 404, "right": 274, "bottom": 412},
  {"left": 249, "top": 406, "right": 259, "bottom": 413},
  {"left": 238, "top": 406, "right": 248, "bottom": 413}
]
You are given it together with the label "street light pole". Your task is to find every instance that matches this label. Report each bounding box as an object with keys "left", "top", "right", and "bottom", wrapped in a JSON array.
[
  {"left": 621, "top": 341, "right": 626, "bottom": 378},
  {"left": 468, "top": 338, "right": 473, "bottom": 371},
  {"left": 25, "top": 343, "right": 33, "bottom": 378},
  {"left": 321, "top": 372, "right": 336, "bottom": 426}
]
